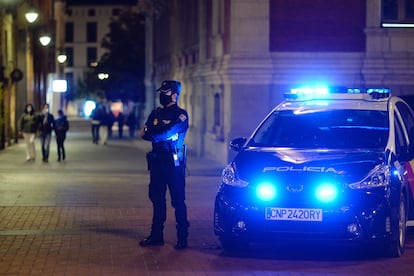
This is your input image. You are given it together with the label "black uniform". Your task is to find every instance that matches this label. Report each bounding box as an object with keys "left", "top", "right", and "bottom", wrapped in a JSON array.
[{"left": 141, "top": 102, "right": 189, "bottom": 248}]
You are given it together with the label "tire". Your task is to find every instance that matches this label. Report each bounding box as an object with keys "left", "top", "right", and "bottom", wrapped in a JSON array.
[{"left": 386, "top": 192, "right": 407, "bottom": 258}]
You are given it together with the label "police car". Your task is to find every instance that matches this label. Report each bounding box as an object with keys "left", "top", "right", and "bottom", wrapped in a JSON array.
[{"left": 214, "top": 87, "right": 414, "bottom": 257}]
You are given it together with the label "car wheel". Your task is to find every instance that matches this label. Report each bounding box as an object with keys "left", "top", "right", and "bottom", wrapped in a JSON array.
[{"left": 386, "top": 192, "right": 407, "bottom": 258}]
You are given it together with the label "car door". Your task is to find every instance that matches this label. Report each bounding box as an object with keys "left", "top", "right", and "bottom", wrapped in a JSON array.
[{"left": 394, "top": 100, "right": 414, "bottom": 220}]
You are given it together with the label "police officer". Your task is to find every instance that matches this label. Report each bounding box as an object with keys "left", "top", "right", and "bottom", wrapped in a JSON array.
[{"left": 139, "top": 80, "right": 190, "bottom": 250}]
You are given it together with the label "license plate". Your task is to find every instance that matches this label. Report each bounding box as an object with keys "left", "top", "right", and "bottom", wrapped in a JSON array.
[{"left": 265, "top": 207, "right": 323, "bottom": 221}]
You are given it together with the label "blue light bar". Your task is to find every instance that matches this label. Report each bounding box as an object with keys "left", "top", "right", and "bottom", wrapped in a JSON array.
[
  {"left": 290, "top": 87, "right": 329, "bottom": 95},
  {"left": 346, "top": 88, "right": 364, "bottom": 93},
  {"left": 284, "top": 86, "right": 391, "bottom": 100},
  {"left": 366, "top": 88, "right": 390, "bottom": 93}
]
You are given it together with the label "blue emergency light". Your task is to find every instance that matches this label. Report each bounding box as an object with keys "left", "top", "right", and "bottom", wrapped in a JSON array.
[
  {"left": 315, "top": 183, "right": 338, "bottom": 203},
  {"left": 256, "top": 182, "right": 277, "bottom": 201},
  {"left": 284, "top": 86, "right": 391, "bottom": 100}
]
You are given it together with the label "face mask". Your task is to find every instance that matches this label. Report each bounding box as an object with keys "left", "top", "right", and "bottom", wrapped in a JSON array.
[
  {"left": 26, "top": 108, "right": 32, "bottom": 113},
  {"left": 159, "top": 93, "right": 172, "bottom": 106}
]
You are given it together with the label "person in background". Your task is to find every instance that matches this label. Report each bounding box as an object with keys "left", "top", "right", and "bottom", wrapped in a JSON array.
[
  {"left": 54, "top": 109, "right": 69, "bottom": 162},
  {"left": 38, "top": 103, "right": 55, "bottom": 163},
  {"left": 19, "top": 103, "right": 39, "bottom": 161},
  {"left": 90, "top": 106, "right": 100, "bottom": 144},
  {"left": 99, "top": 104, "right": 110, "bottom": 145},
  {"left": 117, "top": 112, "right": 125, "bottom": 139},
  {"left": 126, "top": 112, "right": 137, "bottom": 138},
  {"left": 107, "top": 111, "right": 115, "bottom": 139},
  {"left": 139, "top": 80, "right": 190, "bottom": 250}
]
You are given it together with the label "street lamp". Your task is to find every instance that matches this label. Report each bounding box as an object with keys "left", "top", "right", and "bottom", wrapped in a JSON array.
[
  {"left": 25, "top": 7, "right": 39, "bottom": 24},
  {"left": 39, "top": 34, "right": 52, "bottom": 46},
  {"left": 57, "top": 52, "right": 67, "bottom": 64},
  {"left": 98, "top": 73, "right": 109, "bottom": 80}
]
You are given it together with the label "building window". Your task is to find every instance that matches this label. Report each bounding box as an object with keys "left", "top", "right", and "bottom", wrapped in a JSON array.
[
  {"left": 86, "top": 22, "right": 97, "bottom": 42},
  {"left": 112, "top": 8, "right": 121, "bottom": 16},
  {"left": 65, "top": 72, "right": 74, "bottom": 100},
  {"left": 206, "top": 0, "right": 212, "bottom": 59},
  {"left": 65, "top": 47, "right": 74, "bottom": 67},
  {"left": 382, "top": 0, "right": 414, "bottom": 25},
  {"left": 87, "top": 47, "right": 97, "bottom": 67},
  {"left": 88, "top": 9, "right": 95, "bottom": 16},
  {"left": 65, "top": 22, "right": 74, "bottom": 43}
]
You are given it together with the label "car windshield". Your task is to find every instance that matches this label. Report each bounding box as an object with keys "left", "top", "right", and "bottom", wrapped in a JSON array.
[{"left": 250, "top": 109, "right": 389, "bottom": 149}]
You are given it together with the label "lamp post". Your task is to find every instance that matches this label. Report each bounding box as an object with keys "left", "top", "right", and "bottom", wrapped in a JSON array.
[
  {"left": 49, "top": 0, "right": 67, "bottom": 115},
  {"left": 23, "top": 3, "right": 40, "bottom": 106}
]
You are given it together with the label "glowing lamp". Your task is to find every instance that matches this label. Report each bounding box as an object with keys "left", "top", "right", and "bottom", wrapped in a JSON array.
[{"left": 52, "top": 79, "right": 67, "bottom": 93}]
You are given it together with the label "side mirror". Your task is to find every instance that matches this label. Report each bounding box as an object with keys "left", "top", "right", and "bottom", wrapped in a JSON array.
[{"left": 229, "top": 137, "right": 247, "bottom": 152}]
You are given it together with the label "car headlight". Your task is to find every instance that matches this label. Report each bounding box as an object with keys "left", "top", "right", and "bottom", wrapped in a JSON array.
[
  {"left": 315, "top": 182, "right": 338, "bottom": 202},
  {"left": 221, "top": 162, "right": 249, "bottom": 187},
  {"left": 348, "top": 164, "right": 390, "bottom": 189},
  {"left": 256, "top": 182, "right": 277, "bottom": 201}
]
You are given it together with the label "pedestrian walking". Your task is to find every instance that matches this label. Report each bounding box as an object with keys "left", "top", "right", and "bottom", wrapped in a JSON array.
[
  {"left": 19, "top": 103, "right": 39, "bottom": 161},
  {"left": 54, "top": 109, "right": 69, "bottom": 162},
  {"left": 117, "top": 112, "right": 125, "bottom": 139},
  {"left": 38, "top": 103, "right": 55, "bottom": 163},
  {"left": 90, "top": 105, "right": 101, "bottom": 144},
  {"left": 99, "top": 105, "right": 111, "bottom": 145},
  {"left": 126, "top": 112, "right": 137, "bottom": 138},
  {"left": 139, "top": 80, "right": 190, "bottom": 250},
  {"left": 107, "top": 111, "right": 115, "bottom": 139}
]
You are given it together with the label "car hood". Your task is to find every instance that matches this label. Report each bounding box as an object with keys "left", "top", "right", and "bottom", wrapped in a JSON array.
[{"left": 233, "top": 147, "right": 386, "bottom": 183}]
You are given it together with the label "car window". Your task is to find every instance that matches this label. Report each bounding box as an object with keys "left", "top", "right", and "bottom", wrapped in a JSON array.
[
  {"left": 396, "top": 101, "right": 414, "bottom": 143},
  {"left": 394, "top": 112, "right": 407, "bottom": 157},
  {"left": 251, "top": 109, "right": 389, "bottom": 149}
]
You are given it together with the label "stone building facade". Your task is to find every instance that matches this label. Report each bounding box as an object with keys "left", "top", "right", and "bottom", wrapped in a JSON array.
[
  {"left": 0, "top": 0, "right": 55, "bottom": 148},
  {"left": 144, "top": 0, "right": 414, "bottom": 165}
]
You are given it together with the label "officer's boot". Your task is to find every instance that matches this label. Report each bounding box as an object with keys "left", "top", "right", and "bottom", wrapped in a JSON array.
[
  {"left": 139, "top": 227, "right": 164, "bottom": 247},
  {"left": 175, "top": 222, "right": 189, "bottom": 250}
]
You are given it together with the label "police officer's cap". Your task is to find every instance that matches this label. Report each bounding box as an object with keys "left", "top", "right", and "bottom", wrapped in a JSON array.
[{"left": 156, "top": 80, "right": 181, "bottom": 94}]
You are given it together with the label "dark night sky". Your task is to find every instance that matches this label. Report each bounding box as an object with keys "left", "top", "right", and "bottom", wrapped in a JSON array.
[{"left": 66, "top": 0, "right": 137, "bottom": 5}]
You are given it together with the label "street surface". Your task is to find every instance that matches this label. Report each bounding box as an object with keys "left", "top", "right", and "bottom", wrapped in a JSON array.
[{"left": 1, "top": 128, "right": 414, "bottom": 275}]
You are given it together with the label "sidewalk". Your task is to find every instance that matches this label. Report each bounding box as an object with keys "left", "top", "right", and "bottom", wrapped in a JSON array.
[
  {"left": 2, "top": 130, "right": 413, "bottom": 275},
  {"left": 0, "top": 130, "right": 225, "bottom": 275}
]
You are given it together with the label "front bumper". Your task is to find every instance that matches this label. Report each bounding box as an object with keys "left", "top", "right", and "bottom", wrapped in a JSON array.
[{"left": 214, "top": 186, "right": 396, "bottom": 244}]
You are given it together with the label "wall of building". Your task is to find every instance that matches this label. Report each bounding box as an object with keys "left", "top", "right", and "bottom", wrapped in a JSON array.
[
  {"left": 146, "top": 0, "right": 414, "bottom": 165},
  {"left": 64, "top": 3, "right": 133, "bottom": 116},
  {"left": 0, "top": 0, "right": 55, "bottom": 148}
]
